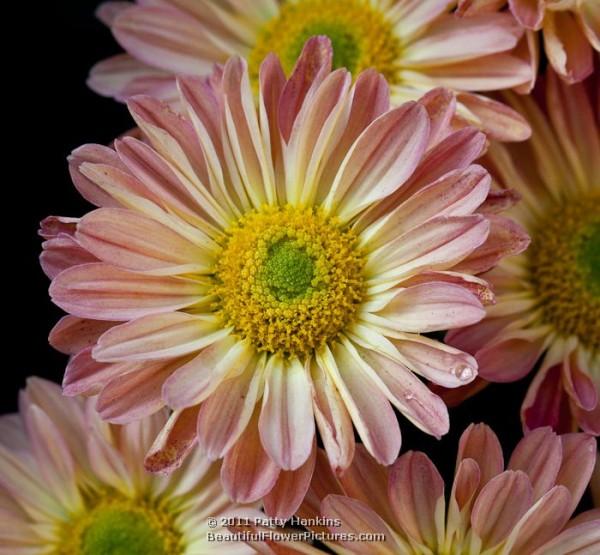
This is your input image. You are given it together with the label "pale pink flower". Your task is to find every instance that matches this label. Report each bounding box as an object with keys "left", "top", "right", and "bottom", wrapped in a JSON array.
[
  {"left": 458, "top": 0, "right": 599, "bottom": 85},
  {"left": 281, "top": 424, "right": 599, "bottom": 554},
  {"left": 0, "top": 378, "right": 256, "bottom": 554},
  {"left": 447, "top": 69, "right": 599, "bottom": 435},
  {"left": 89, "top": 0, "right": 534, "bottom": 141},
  {"left": 43, "top": 39, "right": 528, "bottom": 516}
]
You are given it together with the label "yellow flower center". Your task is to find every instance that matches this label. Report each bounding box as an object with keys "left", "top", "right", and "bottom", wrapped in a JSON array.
[
  {"left": 54, "top": 492, "right": 183, "bottom": 555},
  {"left": 213, "top": 205, "right": 365, "bottom": 357},
  {"left": 249, "top": 0, "right": 401, "bottom": 82},
  {"left": 528, "top": 193, "right": 600, "bottom": 351}
]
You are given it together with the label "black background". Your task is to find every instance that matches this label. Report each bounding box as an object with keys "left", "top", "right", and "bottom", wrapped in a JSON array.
[{"left": 9, "top": 0, "right": 587, "bottom": 501}]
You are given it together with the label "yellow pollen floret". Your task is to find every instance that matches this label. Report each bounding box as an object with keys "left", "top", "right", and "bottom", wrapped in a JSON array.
[
  {"left": 528, "top": 194, "right": 600, "bottom": 351},
  {"left": 213, "top": 205, "right": 365, "bottom": 357},
  {"left": 54, "top": 490, "right": 183, "bottom": 555},
  {"left": 249, "top": 0, "right": 402, "bottom": 82}
]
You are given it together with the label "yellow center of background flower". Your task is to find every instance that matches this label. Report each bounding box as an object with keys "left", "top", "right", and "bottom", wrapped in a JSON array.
[
  {"left": 249, "top": 0, "right": 401, "bottom": 81},
  {"left": 528, "top": 194, "right": 600, "bottom": 351},
  {"left": 213, "top": 205, "right": 365, "bottom": 357},
  {"left": 54, "top": 493, "right": 183, "bottom": 555}
]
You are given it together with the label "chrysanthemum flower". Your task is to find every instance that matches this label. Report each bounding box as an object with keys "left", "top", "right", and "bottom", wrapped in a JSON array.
[
  {"left": 89, "top": 0, "right": 533, "bottom": 141},
  {"left": 43, "top": 38, "right": 528, "bottom": 516},
  {"left": 458, "top": 0, "right": 599, "bottom": 85},
  {"left": 447, "top": 69, "right": 599, "bottom": 435},
  {"left": 289, "top": 424, "right": 599, "bottom": 555},
  {"left": 0, "top": 378, "right": 255, "bottom": 554}
]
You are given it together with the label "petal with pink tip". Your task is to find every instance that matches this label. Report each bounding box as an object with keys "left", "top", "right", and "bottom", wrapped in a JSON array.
[
  {"left": 310, "top": 358, "right": 355, "bottom": 473},
  {"left": 41, "top": 235, "right": 98, "bottom": 280},
  {"left": 259, "top": 355, "right": 315, "bottom": 471},
  {"left": 144, "top": 406, "right": 199, "bottom": 474},
  {"left": 325, "top": 102, "right": 429, "bottom": 222},
  {"left": 366, "top": 216, "right": 489, "bottom": 281},
  {"left": 221, "top": 411, "right": 281, "bottom": 503},
  {"left": 390, "top": 334, "right": 478, "bottom": 389},
  {"left": 503, "top": 485, "right": 572, "bottom": 555},
  {"left": 197, "top": 355, "right": 264, "bottom": 460},
  {"left": 263, "top": 441, "right": 316, "bottom": 520},
  {"left": 358, "top": 348, "right": 449, "bottom": 438},
  {"left": 457, "top": 424, "right": 503, "bottom": 489},
  {"left": 93, "top": 312, "right": 227, "bottom": 362},
  {"left": 77, "top": 207, "right": 212, "bottom": 274},
  {"left": 50, "top": 263, "right": 207, "bottom": 321},
  {"left": 403, "top": 13, "right": 522, "bottom": 65},
  {"left": 453, "top": 214, "right": 530, "bottom": 275},
  {"left": 508, "top": 427, "right": 562, "bottom": 501},
  {"left": 321, "top": 495, "right": 406, "bottom": 555},
  {"left": 163, "top": 336, "right": 253, "bottom": 410},
  {"left": 372, "top": 282, "right": 485, "bottom": 333},
  {"left": 62, "top": 348, "right": 128, "bottom": 397},
  {"left": 471, "top": 470, "right": 533, "bottom": 549},
  {"left": 113, "top": 6, "right": 219, "bottom": 75},
  {"left": 531, "top": 519, "right": 600, "bottom": 555},
  {"left": 338, "top": 444, "right": 396, "bottom": 528},
  {"left": 556, "top": 433, "right": 597, "bottom": 514},
  {"left": 544, "top": 11, "right": 594, "bottom": 83},
  {"left": 279, "top": 36, "right": 332, "bottom": 142},
  {"left": 457, "top": 92, "right": 531, "bottom": 142},
  {"left": 562, "top": 349, "right": 598, "bottom": 412},
  {"left": 508, "top": 0, "right": 544, "bottom": 30},
  {"left": 49, "top": 316, "right": 116, "bottom": 355},
  {"left": 388, "top": 451, "right": 444, "bottom": 549},
  {"left": 96, "top": 359, "right": 179, "bottom": 423},
  {"left": 319, "top": 343, "right": 401, "bottom": 466}
]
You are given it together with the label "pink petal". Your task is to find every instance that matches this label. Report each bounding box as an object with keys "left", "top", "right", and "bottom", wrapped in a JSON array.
[
  {"left": 196, "top": 358, "right": 263, "bottom": 459},
  {"left": 310, "top": 358, "right": 355, "bottom": 473},
  {"left": 96, "top": 2, "right": 133, "bottom": 26},
  {"left": 259, "top": 355, "right": 315, "bottom": 471},
  {"left": 532, "top": 519, "right": 600, "bottom": 555},
  {"left": 544, "top": 11, "right": 594, "bottom": 83},
  {"left": 49, "top": 316, "right": 116, "bottom": 355},
  {"left": 144, "top": 406, "right": 199, "bottom": 474},
  {"left": 163, "top": 336, "right": 253, "bottom": 410},
  {"left": 471, "top": 470, "right": 533, "bottom": 549},
  {"left": 39, "top": 216, "right": 78, "bottom": 239},
  {"left": 403, "top": 13, "right": 523, "bottom": 65},
  {"left": 279, "top": 36, "right": 333, "bottom": 142},
  {"left": 321, "top": 495, "right": 403, "bottom": 554},
  {"left": 508, "top": 0, "right": 544, "bottom": 30},
  {"left": 508, "top": 427, "right": 562, "bottom": 501},
  {"left": 40, "top": 235, "right": 98, "bottom": 279},
  {"left": 93, "top": 312, "right": 227, "bottom": 362},
  {"left": 62, "top": 347, "right": 127, "bottom": 397},
  {"left": 418, "top": 87, "right": 456, "bottom": 147},
  {"left": 359, "top": 348, "right": 450, "bottom": 438},
  {"left": 389, "top": 451, "right": 445, "bottom": 549},
  {"left": 77, "top": 207, "right": 211, "bottom": 274},
  {"left": 556, "top": 433, "right": 598, "bottom": 514},
  {"left": 562, "top": 350, "right": 598, "bottom": 411},
  {"left": 578, "top": 0, "right": 600, "bottom": 51},
  {"left": 457, "top": 423, "right": 504, "bottom": 490},
  {"left": 374, "top": 282, "right": 485, "bottom": 333},
  {"left": 451, "top": 458, "right": 481, "bottom": 511},
  {"left": 50, "top": 263, "right": 206, "bottom": 321},
  {"left": 322, "top": 343, "right": 401, "bottom": 466},
  {"left": 96, "top": 359, "right": 176, "bottom": 423},
  {"left": 263, "top": 441, "right": 316, "bottom": 520},
  {"left": 221, "top": 411, "right": 281, "bottom": 503},
  {"left": 326, "top": 102, "right": 429, "bottom": 222},
  {"left": 456, "top": 0, "right": 506, "bottom": 17},
  {"left": 392, "top": 334, "right": 478, "bottom": 389},
  {"left": 338, "top": 444, "right": 396, "bottom": 526}
]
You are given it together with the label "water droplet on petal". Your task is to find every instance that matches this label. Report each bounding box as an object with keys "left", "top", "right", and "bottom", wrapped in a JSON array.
[
  {"left": 457, "top": 366, "right": 474, "bottom": 381},
  {"left": 404, "top": 392, "right": 414, "bottom": 401}
]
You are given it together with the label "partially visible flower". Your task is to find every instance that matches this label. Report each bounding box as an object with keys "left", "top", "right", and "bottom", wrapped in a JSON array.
[
  {"left": 0, "top": 378, "right": 255, "bottom": 555},
  {"left": 447, "top": 69, "right": 600, "bottom": 434},
  {"left": 290, "top": 424, "right": 599, "bottom": 555},
  {"left": 458, "top": 0, "right": 599, "bottom": 84},
  {"left": 89, "top": 0, "right": 533, "bottom": 141},
  {"left": 42, "top": 39, "right": 527, "bottom": 516}
]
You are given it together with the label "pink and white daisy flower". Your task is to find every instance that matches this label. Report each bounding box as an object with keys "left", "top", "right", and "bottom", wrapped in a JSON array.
[
  {"left": 0, "top": 378, "right": 255, "bottom": 555},
  {"left": 447, "top": 69, "right": 599, "bottom": 435},
  {"left": 89, "top": 0, "right": 533, "bottom": 141},
  {"left": 458, "top": 0, "right": 599, "bottom": 85},
  {"left": 43, "top": 39, "right": 528, "bottom": 516},
  {"left": 282, "top": 424, "right": 599, "bottom": 554}
]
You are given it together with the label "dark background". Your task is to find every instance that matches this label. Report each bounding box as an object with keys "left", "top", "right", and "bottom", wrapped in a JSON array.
[{"left": 10, "top": 1, "right": 585, "bottom": 502}]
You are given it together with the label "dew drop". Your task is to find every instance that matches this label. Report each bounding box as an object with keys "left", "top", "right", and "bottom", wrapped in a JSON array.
[
  {"left": 456, "top": 366, "right": 474, "bottom": 381},
  {"left": 404, "top": 392, "right": 414, "bottom": 401}
]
